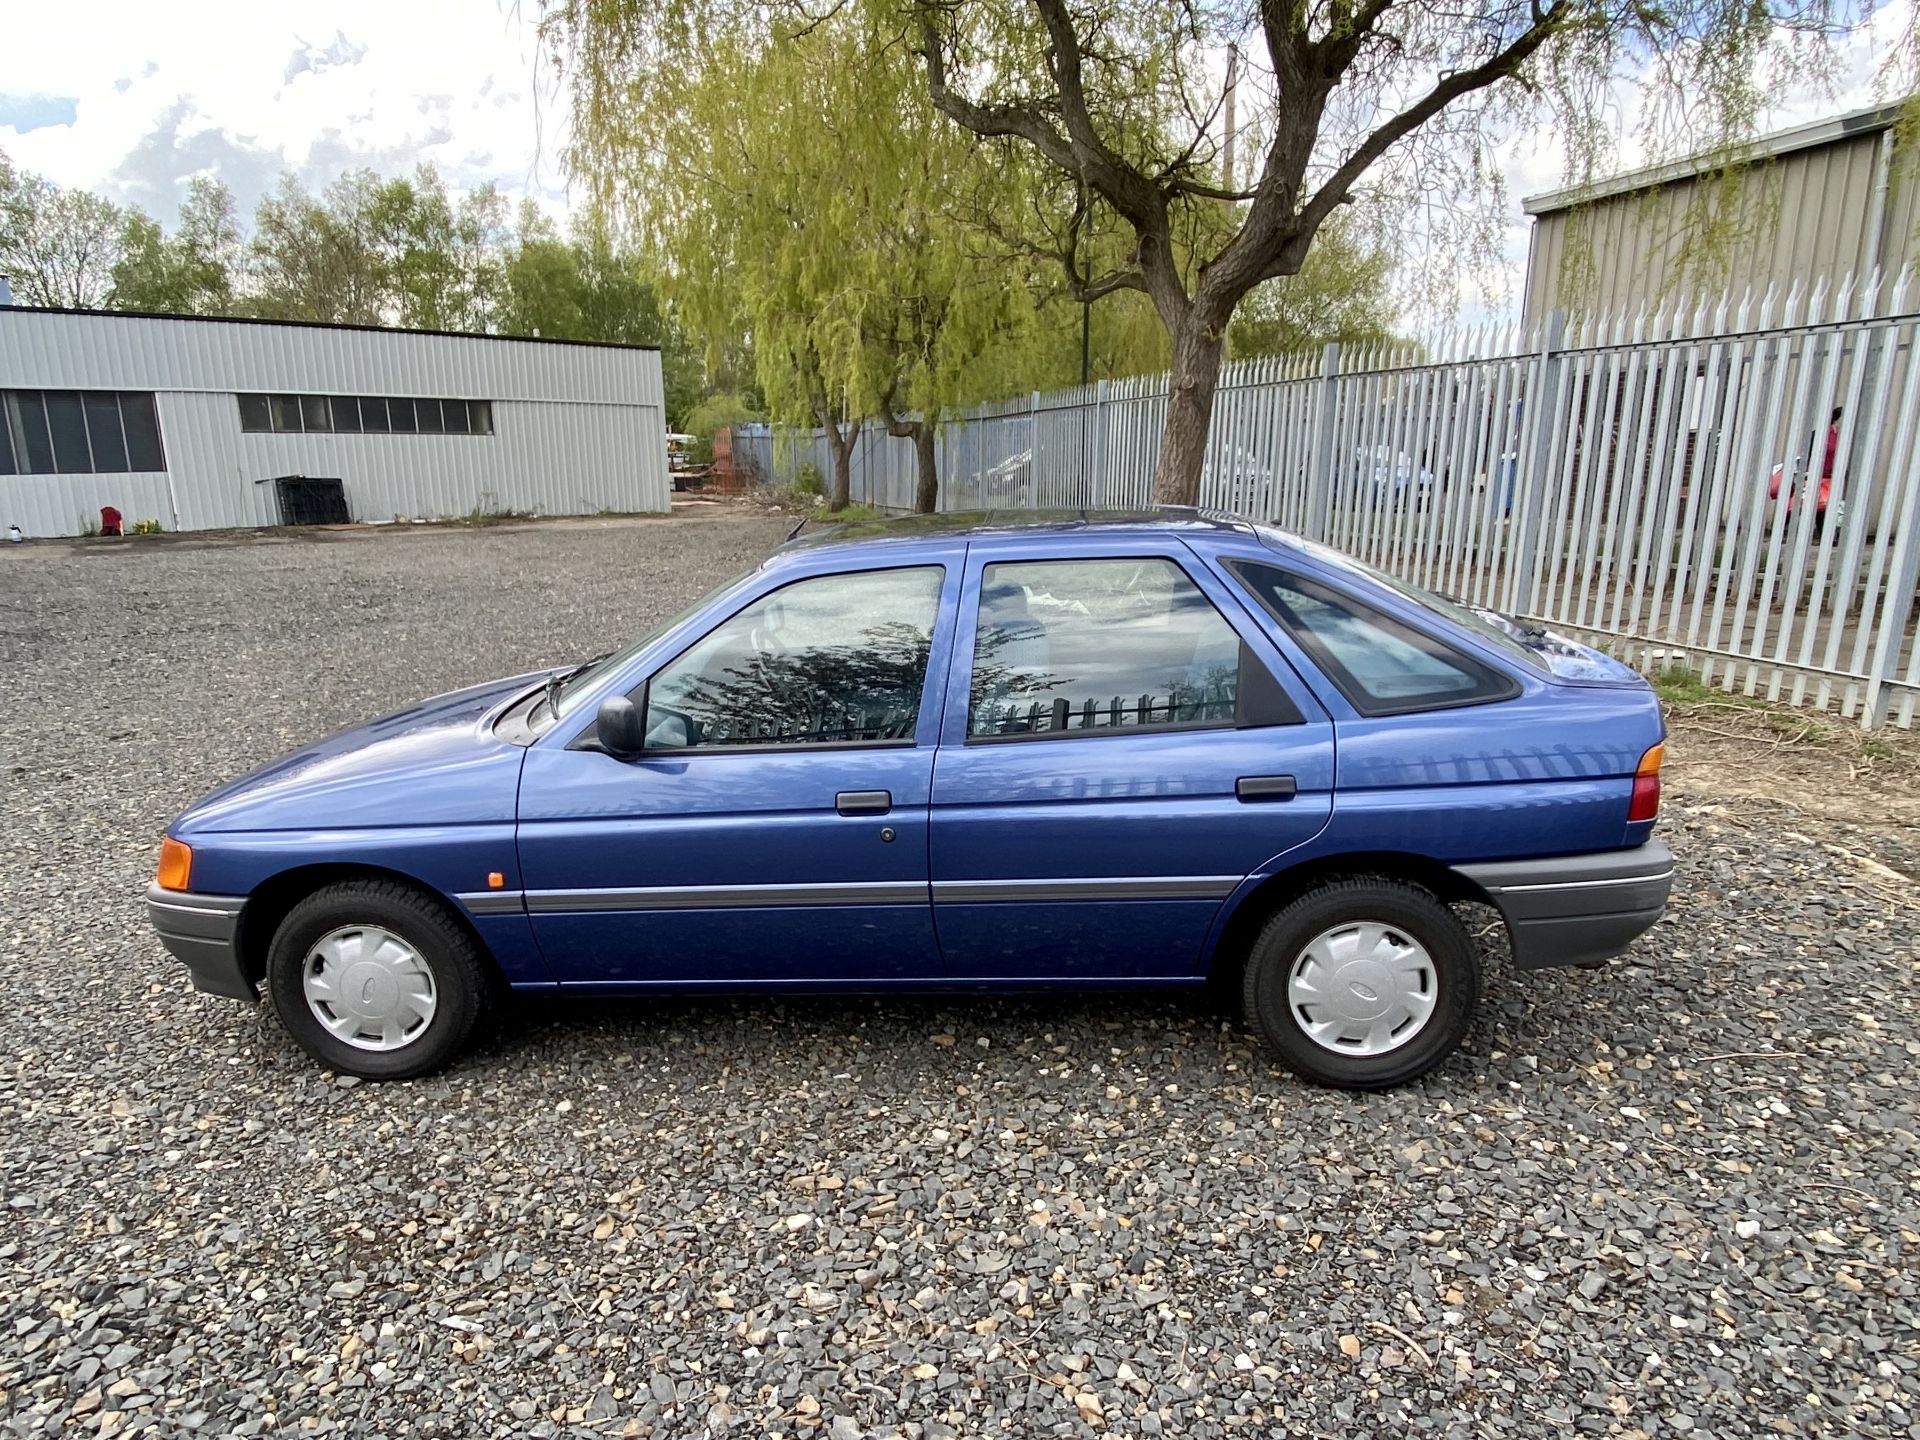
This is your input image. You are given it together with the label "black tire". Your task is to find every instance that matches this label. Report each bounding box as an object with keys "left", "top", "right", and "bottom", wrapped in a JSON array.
[
  {"left": 1241, "top": 875, "right": 1479, "bottom": 1090},
  {"left": 265, "top": 878, "right": 490, "bottom": 1080}
]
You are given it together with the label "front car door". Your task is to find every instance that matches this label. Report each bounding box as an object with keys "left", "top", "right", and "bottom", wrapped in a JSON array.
[
  {"left": 517, "top": 555, "right": 963, "bottom": 985},
  {"left": 927, "top": 536, "right": 1335, "bottom": 981}
]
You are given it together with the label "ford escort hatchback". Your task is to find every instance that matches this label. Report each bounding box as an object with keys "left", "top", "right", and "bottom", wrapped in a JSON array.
[{"left": 147, "top": 510, "right": 1672, "bottom": 1089}]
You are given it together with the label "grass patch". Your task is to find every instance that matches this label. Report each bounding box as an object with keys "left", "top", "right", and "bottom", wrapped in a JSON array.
[
  {"left": 457, "top": 505, "right": 529, "bottom": 527},
  {"left": 1649, "top": 664, "right": 1716, "bottom": 705}
]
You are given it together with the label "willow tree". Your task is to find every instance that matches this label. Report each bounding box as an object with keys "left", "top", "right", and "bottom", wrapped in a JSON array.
[
  {"left": 550, "top": 9, "right": 1045, "bottom": 512},
  {"left": 906, "top": 0, "right": 1890, "bottom": 504}
]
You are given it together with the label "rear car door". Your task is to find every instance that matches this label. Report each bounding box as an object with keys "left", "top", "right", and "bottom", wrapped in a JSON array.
[
  {"left": 516, "top": 557, "right": 961, "bottom": 985},
  {"left": 927, "top": 537, "right": 1334, "bottom": 981}
]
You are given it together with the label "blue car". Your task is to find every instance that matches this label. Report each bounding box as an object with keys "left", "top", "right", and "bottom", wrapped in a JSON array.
[{"left": 147, "top": 510, "right": 1671, "bottom": 1090}]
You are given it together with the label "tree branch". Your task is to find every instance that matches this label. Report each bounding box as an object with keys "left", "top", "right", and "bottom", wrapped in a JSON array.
[
  {"left": 1294, "top": 2, "right": 1568, "bottom": 242},
  {"left": 1070, "top": 266, "right": 1148, "bottom": 301}
]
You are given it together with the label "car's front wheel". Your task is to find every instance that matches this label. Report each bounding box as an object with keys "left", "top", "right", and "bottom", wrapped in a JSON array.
[
  {"left": 1242, "top": 876, "right": 1478, "bottom": 1090},
  {"left": 266, "top": 879, "right": 489, "bottom": 1079}
]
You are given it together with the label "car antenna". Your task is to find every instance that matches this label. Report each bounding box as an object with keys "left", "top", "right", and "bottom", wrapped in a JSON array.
[{"left": 786, "top": 513, "right": 810, "bottom": 542}]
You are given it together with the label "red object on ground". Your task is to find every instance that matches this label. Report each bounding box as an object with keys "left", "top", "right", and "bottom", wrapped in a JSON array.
[{"left": 99, "top": 506, "right": 123, "bottom": 537}]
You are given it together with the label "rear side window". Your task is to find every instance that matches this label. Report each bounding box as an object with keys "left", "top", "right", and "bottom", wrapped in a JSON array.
[
  {"left": 968, "top": 557, "right": 1300, "bottom": 739},
  {"left": 1231, "top": 562, "right": 1518, "bottom": 717}
]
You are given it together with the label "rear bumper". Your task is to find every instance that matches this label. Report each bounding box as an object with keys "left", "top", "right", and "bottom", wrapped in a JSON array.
[
  {"left": 145, "top": 885, "right": 254, "bottom": 1001},
  {"left": 1457, "top": 841, "right": 1674, "bottom": 970}
]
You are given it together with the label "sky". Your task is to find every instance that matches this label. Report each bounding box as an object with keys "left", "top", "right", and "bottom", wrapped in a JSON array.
[
  {"left": 0, "top": 1, "right": 1913, "bottom": 322},
  {"left": 0, "top": 0, "right": 571, "bottom": 224}
]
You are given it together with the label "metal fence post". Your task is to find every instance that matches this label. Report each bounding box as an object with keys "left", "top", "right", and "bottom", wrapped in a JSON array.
[
  {"left": 1864, "top": 449, "right": 1920, "bottom": 728},
  {"left": 1307, "top": 342, "right": 1342, "bottom": 540},
  {"left": 1094, "top": 379, "right": 1109, "bottom": 507},
  {"left": 1030, "top": 391, "right": 1042, "bottom": 506},
  {"left": 1510, "top": 309, "right": 1568, "bottom": 614}
]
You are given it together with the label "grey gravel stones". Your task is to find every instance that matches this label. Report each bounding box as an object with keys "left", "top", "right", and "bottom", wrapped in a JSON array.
[{"left": 1, "top": 513, "right": 1916, "bottom": 1438}]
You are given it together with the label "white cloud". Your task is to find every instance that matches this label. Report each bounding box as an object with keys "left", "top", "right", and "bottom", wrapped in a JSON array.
[{"left": 0, "top": 0, "right": 570, "bottom": 223}]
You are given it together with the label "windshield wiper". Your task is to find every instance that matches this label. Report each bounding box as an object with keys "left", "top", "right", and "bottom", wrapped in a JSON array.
[{"left": 541, "top": 651, "right": 614, "bottom": 719}]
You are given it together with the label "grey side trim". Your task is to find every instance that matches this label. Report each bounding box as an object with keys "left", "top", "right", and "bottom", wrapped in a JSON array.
[
  {"left": 932, "top": 876, "right": 1241, "bottom": 903},
  {"left": 1456, "top": 840, "right": 1675, "bottom": 893},
  {"left": 524, "top": 880, "right": 928, "bottom": 913},
  {"left": 1491, "top": 869, "right": 1675, "bottom": 895},
  {"left": 456, "top": 890, "right": 529, "bottom": 915},
  {"left": 146, "top": 888, "right": 246, "bottom": 920}
]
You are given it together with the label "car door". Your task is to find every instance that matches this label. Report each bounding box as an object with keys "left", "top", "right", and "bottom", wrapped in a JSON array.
[
  {"left": 928, "top": 537, "right": 1335, "bottom": 981},
  {"left": 516, "top": 556, "right": 962, "bottom": 985}
]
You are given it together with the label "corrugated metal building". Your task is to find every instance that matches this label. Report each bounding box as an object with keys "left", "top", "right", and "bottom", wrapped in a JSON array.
[
  {"left": 1522, "top": 103, "right": 1919, "bottom": 326},
  {"left": 0, "top": 304, "right": 669, "bottom": 537}
]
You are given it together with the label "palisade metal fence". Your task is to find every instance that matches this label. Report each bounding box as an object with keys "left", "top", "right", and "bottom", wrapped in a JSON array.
[{"left": 738, "top": 269, "right": 1920, "bottom": 728}]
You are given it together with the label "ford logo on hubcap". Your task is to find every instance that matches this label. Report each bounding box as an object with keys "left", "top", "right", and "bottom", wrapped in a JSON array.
[{"left": 1349, "top": 981, "right": 1380, "bottom": 1002}]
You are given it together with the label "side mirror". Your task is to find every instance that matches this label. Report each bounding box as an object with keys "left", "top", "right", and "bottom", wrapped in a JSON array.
[{"left": 595, "top": 694, "right": 647, "bottom": 757}]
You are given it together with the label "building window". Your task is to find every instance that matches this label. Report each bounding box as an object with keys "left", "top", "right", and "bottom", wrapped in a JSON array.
[
  {"left": 0, "top": 390, "right": 167, "bottom": 476},
  {"left": 236, "top": 394, "right": 495, "bottom": 437}
]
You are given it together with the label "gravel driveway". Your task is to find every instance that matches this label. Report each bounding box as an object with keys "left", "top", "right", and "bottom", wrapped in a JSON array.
[{"left": 2, "top": 511, "right": 1915, "bottom": 1439}]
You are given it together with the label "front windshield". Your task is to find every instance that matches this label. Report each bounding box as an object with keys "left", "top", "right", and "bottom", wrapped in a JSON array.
[{"left": 549, "top": 567, "right": 755, "bottom": 721}]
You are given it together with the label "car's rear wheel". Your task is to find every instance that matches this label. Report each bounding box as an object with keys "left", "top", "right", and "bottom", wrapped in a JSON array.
[
  {"left": 266, "top": 878, "right": 488, "bottom": 1079},
  {"left": 1242, "top": 876, "right": 1478, "bottom": 1090}
]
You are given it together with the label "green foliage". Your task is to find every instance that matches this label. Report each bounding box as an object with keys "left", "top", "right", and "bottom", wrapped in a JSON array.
[
  {"left": 683, "top": 393, "right": 765, "bottom": 464},
  {"left": 244, "top": 167, "right": 509, "bottom": 330},
  {"left": 498, "top": 205, "right": 704, "bottom": 425},
  {"left": 129, "top": 517, "right": 163, "bottom": 536},
  {"left": 552, "top": 5, "right": 1071, "bottom": 509},
  {"left": 112, "top": 177, "right": 241, "bottom": 315},
  {"left": 0, "top": 153, "right": 123, "bottom": 308},
  {"left": 792, "top": 463, "right": 825, "bottom": 498},
  {"left": 1228, "top": 222, "right": 1399, "bottom": 359},
  {"left": 1650, "top": 664, "right": 1716, "bottom": 704}
]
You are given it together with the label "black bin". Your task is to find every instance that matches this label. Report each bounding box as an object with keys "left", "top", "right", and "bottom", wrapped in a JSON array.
[{"left": 262, "top": 475, "right": 351, "bottom": 526}]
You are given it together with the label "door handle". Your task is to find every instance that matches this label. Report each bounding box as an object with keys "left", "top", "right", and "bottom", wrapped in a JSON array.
[
  {"left": 1236, "top": 775, "right": 1297, "bottom": 801},
  {"left": 836, "top": 790, "right": 893, "bottom": 816}
]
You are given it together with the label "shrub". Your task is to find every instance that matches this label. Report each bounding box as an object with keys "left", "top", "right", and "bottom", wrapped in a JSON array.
[
  {"left": 130, "top": 518, "right": 163, "bottom": 536},
  {"left": 792, "top": 463, "right": 825, "bottom": 498}
]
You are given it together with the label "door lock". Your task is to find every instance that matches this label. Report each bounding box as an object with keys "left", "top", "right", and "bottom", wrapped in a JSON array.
[{"left": 879, "top": 827, "right": 896, "bottom": 843}]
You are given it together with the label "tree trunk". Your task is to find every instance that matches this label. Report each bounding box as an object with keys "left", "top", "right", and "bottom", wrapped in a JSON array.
[
  {"left": 912, "top": 423, "right": 938, "bottom": 514},
  {"left": 1152, "top": 318, "right": 1228, "bottom": 508},
  {"left": 824, "top": 421, "right": 854, "bottom": 512}
]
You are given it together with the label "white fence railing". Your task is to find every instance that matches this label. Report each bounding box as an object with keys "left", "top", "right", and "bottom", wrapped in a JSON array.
[{"left": 735, "top": 270, "right": 1920, "bottom": 728}]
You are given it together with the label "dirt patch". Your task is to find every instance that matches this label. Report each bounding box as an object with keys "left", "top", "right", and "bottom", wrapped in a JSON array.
[
  {"left": 1663, "top": 696, "right": 1920, "bottom": 894},
  {"left": 1664, "top": 700, "right": 1920, "bottom": 821}
]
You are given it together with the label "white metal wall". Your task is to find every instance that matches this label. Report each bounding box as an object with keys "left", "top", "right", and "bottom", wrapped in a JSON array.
[{"left": 0, "top": 308, "right": 669, "bottom": 536}]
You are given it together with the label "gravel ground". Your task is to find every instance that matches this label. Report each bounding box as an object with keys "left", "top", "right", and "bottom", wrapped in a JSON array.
[{"left": 2, "top": 510, "right": 1916, "bottom": 1440}]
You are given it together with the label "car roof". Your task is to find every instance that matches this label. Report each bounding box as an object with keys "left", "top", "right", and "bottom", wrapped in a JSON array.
[{"left": 778, "top": 506, "right": 1257, "bottom": 556}]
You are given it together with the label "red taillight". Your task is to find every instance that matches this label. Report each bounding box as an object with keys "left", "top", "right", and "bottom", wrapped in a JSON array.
[{"left": 1628, "top": 743, "right": 1664, "bottom": 823}]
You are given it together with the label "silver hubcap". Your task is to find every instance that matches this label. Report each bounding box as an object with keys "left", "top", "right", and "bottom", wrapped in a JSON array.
[
  {"left": 302, "top": 924, "right": 437, "bottom": 1052},
  {"left": 1287, "top": 921, "right": 1438, "bottom": 1057}
]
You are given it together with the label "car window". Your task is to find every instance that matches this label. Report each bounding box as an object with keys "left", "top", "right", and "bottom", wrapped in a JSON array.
[
  {"left": 968, "top": 557, "right": 1287, "bottom": 739},
  {"left": 1277, "top": 533, "right": 1548, "bottom": 673},
  {"left": 1230, "top": 562, "right": 1518, "bottom": 716},
  {"left": 643, "top": 566, "right": 943, "bottom": 750}
]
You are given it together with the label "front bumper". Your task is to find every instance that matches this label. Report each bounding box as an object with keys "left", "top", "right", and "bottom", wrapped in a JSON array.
[
  {"left": 145, "top": 885, "right": 254, "bottom": 1001},
  {"left": 1457, "top": 840, "right": 1674, "bottom": 970}
]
